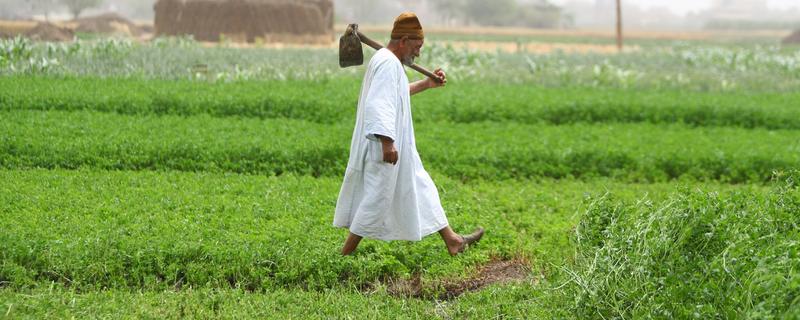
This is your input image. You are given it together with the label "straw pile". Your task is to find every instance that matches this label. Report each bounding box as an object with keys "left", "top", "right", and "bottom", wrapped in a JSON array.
[{"left": 154, "top": 0, "right": 333, "bottom": 43}]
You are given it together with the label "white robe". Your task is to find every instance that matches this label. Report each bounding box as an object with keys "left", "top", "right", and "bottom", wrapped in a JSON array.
[{"left": 333, "top": 48, "right": 449, "bottom": 241}]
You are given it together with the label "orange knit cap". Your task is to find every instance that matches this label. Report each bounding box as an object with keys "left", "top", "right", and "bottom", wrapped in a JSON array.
[{"left": 391, "top": 12, "right": 424, "bottom": 40}]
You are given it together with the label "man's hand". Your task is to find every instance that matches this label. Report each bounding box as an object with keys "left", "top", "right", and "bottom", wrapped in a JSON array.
[
  {"left": 410, "top": 68, "right": 447, "bottom": 95},
  {"left": 379, "top": 136, "right": 398, "bottom": 165},
  {"left": 427, "top": 68, "right": 447, "bottom": 89}
]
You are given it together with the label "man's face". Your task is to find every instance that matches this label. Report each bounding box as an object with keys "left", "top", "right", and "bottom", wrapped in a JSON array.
[{"left": 400, "top": 38, "right": 423, "bottom": 65}]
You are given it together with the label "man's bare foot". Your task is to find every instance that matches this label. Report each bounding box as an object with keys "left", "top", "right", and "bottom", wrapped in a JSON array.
[
  {"left": 446, "top": 236, "right": 465, "bottom": 256},
  {"left": 449, "top": 227, "right": 485, "bottom": 256}
]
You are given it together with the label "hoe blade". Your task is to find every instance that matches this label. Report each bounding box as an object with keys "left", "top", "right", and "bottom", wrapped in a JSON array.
[{"left": 339, "top": 24, "right": 364, "bottom": 68}]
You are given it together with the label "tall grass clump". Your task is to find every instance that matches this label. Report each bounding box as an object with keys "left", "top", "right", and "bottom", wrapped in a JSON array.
[{"left": 553, "top": 171, "right": 800, "bottom": 318}]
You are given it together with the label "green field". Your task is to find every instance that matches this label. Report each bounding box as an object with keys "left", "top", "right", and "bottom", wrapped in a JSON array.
[{"left": 1, "top": 35, "right": 799, "bottom": 318}]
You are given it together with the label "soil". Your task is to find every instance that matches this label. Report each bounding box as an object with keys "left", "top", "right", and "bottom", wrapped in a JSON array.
[
  {"left": 72, "top": 12, "right": 143, "bottom": 36},
  {"left": 0, "top": 20, "right": 37, "bottom": 38},
  {"left": 383, "top": 258, "right": 535, "bottom": 300},
  {"left": 24, "top": 22, "right": 74, "bottom": 41},
  {"left": 444, "top": 40, "right": 637, "bottom": 54}
]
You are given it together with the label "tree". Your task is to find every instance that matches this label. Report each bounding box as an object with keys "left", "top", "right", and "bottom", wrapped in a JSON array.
[
  {"left": 428, "top": 0, "right": 565, "bottom": 28},
  {"left": 463, "top": 0, "right": 517, "bottom": 26},
  {"left": 429, "top": 0, "right": 466, "bottom": 26},
  {"left": 616, "top": 0, "right": 623, "bottom": 51},
  {"left": 520, "top": 0, "right": 563, "bottom": 28},
  {"left": 30, "top": 0, "right": 58, "bottom": 21},
  {"left": 60, "top": 0, "right": 103, "bottom": 19}
]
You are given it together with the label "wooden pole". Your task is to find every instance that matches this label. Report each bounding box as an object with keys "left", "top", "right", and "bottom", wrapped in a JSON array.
[{"left": 616, "top": 0, "right": 623, "bottom": 52}]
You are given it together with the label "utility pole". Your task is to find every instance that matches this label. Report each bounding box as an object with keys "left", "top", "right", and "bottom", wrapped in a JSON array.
[{"left": 616, "top": 0, "right": 623, "bottom": 51}]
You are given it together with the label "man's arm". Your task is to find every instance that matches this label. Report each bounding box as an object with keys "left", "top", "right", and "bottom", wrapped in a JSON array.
[
  {"left": 410, "top": 68, "right": 447, "bottom": 96},
  {"left": 375, "top": 135, "right": 398, "bottom": 165}
]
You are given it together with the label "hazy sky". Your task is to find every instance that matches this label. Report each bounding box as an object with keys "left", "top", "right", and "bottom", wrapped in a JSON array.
[{"left": 555, "top": 0, "right": 800, "bottom": 16}]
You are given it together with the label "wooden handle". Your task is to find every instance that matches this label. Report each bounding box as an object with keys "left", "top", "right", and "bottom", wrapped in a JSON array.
[
  {"left": 409, "top": 63, "right": 444, "bottom": 84},
  {"left": 356, "top": 31, "right": 444, "bottom": 84},
  {"left": 356, "top": 31, "right": 384, "bottom": 51}
]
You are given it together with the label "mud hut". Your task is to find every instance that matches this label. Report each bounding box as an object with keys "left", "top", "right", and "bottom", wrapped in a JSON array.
[
  {"left": 783, "top": 30, "right": 800, "bottom": 45},
  {"left": 153, "top": 0, "right": 333, "bottom": 43}
]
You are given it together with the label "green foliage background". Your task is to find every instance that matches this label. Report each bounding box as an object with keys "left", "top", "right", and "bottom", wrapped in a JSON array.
[{"left": 1, "top": 35, "right": 799, "bottom": 318}]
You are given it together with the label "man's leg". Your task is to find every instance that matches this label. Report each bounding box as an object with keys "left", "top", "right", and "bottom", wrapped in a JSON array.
[
  {"left": 439, "top": 226, "right": 485, "bottom": 256},
  {"left": 341, "top": 232, "right": 363, "bottom": 255}
]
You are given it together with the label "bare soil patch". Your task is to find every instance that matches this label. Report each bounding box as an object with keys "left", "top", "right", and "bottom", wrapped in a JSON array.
[
  {"left": 444, "top": 40, "right": 637, "bottom": 54},
  {"left": 24, "top": 22, "right": 74, "bottom": 41},
  {"left": 383, "top": 258, "right": 535, "bottom": 300},
  {"left": 0, "top": 20, "right": 37, "bottom": 38},
  {"left": 69, "top": 12, "right": 144, "bottom": 37}
]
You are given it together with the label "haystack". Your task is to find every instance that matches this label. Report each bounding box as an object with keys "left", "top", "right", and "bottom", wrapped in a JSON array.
[
  {"left": 0, "top": 20, "right": 38, "bottom": 39},
  {"left": 153, "top": 0, "right": 333, "bottom": 43},
  {"left": 24, "top": 22, "right": 74, "bottom": 41},
  {"left": 783, "top": 30, "right": 800, "bottom": 45},
  {"left": 73, "top": 12, "right": 143, "bottom": 36}
]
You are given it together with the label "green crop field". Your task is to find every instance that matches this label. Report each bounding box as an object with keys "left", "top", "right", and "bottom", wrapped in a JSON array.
[{"left": 1, "top": 34, "right": 799, "bottom": 318}]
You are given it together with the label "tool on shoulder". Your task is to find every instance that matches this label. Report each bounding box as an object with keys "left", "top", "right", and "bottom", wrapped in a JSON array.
[{"left": 339, "top": 24, "right": 444, "bottom": 83}]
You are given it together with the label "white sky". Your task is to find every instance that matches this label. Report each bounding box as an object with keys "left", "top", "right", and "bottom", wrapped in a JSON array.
[{"left": 554, "top": 0, "right": 800, "bottom": 16}]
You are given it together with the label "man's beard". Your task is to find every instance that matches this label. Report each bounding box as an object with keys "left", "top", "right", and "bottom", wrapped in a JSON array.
[{"left": 401, "top": 55, "right": 415, "bottom": 66}]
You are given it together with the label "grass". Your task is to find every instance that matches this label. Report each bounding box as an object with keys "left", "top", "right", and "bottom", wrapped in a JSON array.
[
  {"left": 0, "top": 168, "right": 788, "bottom": 318},
  {"left": 3, "top": 76, "right": 800, "bottom": 129},
  {"left": 1, "top": 35, "right": 798, "bottom": 317},
  {"left": 548, "top": 172, "right": 800, "bottom": 318},
  {"left": 1, "top": 168, "right": 725, "bottom": 291},
  {"left": 0, "top": 286, "right": 554, "bottom": 319},
  {"left": 1, "top": 110, "right": 798, "bottom": 182},
  {"left": 0, "top": 288, "right": 445, "bottom": 319}
]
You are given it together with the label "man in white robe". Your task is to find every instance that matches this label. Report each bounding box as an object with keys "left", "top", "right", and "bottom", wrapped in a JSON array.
[{"left": 334, "top": 12, "right": 484, "bottom": 256}]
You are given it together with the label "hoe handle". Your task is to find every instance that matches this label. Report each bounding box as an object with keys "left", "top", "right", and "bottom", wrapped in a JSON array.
[
  {"left": 356, "top": 30, "right": 384, "bottom": 51},
  {"left": 408, "top": 64, "right": 444, "bottom": 84},
  {"left": 356, "top": 31, "right": 445, "bottom": 84}
]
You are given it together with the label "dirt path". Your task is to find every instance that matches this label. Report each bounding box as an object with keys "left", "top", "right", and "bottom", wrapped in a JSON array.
[{"left": 381, "top": 258, "right": 536, "bottom": 300}]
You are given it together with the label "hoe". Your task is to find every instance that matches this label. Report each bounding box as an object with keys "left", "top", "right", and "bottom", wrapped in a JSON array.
[{"left": 339, "top": 23, "right": 444, "bottom": 83}]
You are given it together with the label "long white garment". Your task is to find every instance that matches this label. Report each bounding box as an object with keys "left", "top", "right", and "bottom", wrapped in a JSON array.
[{"left": 333, "top": 48, "right": 449, "bottom": 241}]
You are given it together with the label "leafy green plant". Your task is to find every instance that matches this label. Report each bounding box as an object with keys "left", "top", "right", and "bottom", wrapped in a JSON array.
[
  {"left": 1, "top": 39, "right": 799, "bottom": 91},
  {"left": 1, "top": 109, "right": 797, "bottom": 183},
  {"left": 0, "top": 36, "right": 33, "bottom": 63},
  {"left": 3, "top": 77, "right": 799, "bottom": 130}
]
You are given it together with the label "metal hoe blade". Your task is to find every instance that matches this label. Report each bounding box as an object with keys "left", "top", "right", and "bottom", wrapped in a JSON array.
[{"left": 339, "top": 24, "right": 364, "bottom": 68}]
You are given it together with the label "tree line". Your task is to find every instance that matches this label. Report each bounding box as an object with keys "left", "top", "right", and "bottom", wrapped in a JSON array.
[{"left": 2, "top": 0, "right": 104, "bottom": 20}]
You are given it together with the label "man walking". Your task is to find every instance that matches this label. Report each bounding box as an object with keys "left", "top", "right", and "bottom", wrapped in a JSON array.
[{"left": 334, "top": 12, "right": 484, "bottom": 256}]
